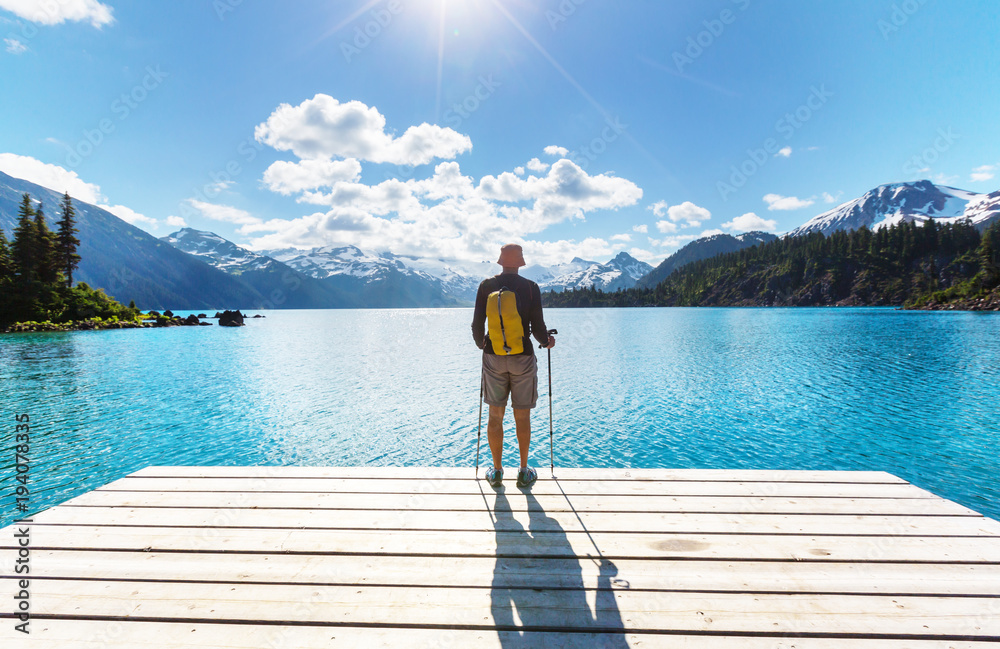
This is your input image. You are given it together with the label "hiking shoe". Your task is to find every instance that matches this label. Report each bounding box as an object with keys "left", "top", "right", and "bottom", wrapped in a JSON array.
[
  {"left": 516, "top": 466, "right": 537, "bottom": 488},
  {"left": 485, "top": 466, "right": 503, "bottom": 488}
]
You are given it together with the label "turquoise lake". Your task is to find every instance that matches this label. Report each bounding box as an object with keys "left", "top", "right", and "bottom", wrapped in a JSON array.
[{"left": 1, "top": 307, "right": 998, "bottom": 527}]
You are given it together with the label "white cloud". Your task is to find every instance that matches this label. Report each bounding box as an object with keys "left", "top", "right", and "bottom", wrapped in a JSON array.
[
  {"left": 254, "top": 95, "right": 471, "bottom": 166},
  {"left": 775, "top": 146, "right": 792, "bottom": 158},
  {"left": 665, "top": 201, "right": 712, "bottom": 226},
  {"left": 650, "top": 200, "right": 711, "bottom": 233},
  {"left": 971, "top": 165, "right": 996, "bottom": 183},
  {"left": 721, "top": 212, "right": 778, "bottom": 233},
  {"left": 475, "top": 159, "right": 642, "bottom": 227},
  {"left": 526, "top": 158, "right": 549, "bottom": 173},
  {"left": 4, "top": 37, "right": 26, "bottom": 54},
  {"left": 822, "top": 191, "right": 842, "bottom": 204},
  {"left": 246, "top": 158, "right": 642, "bottom": 265},
  {"left": 932, "top": 173, "right": 959, "bottom": 185},
  {"left": 648, "top": 200, "right": 669, "bottom": 218},
  {"left": 0, "top": 152, "right": 105, "bottom": 203},
  {"left": 262, "top": 158, "right": 362, "bottom": 195},
  {"left": 763, "top": 193, "right": 815, "bottom": 211},
  {"left": 627, "top": 247, "right": 656, "bottom": 263},
  {"left": 0, "top": 0, "right": 114, "bottom": 27},
  {"left": 699, "top": 228, "right": 725, "bottom": 238},
  {"left": 248, "top": 99, "right": 648, "bottom": 266},
  {"left": 610, "top": 233, "right": 631, "bottom": 242},
  {"left": 186, "top": 199, "right": 261, "bottom": 227},
  {"left": 104, "top": 204, "right": 156, "bottom": 227},
  {"left": 165, "top": 215, "right": 187, "bottom": 228},
  {"left": 632, "top": 224, "right": 648, "bottom": 234},
  {"left": 543, "top": 145, "right": 568, "bottom": 157},
  {"left": 648, "top": 234, "right": 702, "bottom": 249}
]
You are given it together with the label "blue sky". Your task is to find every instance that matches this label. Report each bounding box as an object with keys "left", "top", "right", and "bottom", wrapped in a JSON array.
[{"left": 1, "top": 0, "right": 998, "bottom": 265}]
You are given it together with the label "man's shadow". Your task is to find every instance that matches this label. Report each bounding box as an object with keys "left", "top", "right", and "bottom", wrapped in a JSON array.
[{"left": 490, "top": 486, "right": 630, "bottom": 648}]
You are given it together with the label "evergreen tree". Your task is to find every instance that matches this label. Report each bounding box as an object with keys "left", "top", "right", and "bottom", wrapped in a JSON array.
[
  {"left": 34, "top": 202, "right": 61, "bottom": 286},
  {"left": 56, "top": 192, "right": 81, "bottom": 288},
  {"left": 0, "top": 229, "right": 12, "bottom": 284},
  {"left": 979, "top": 222, "right": 1000, "bottom": 289},
  {"left": 11, "top": 193, "right": 37, "bottom": 285}
]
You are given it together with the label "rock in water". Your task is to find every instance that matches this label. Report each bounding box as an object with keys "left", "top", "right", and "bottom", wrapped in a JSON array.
[
  {"left": 183, "top": 314, "right": 200, "bottom": 326},
  {"left": 218, "top": 310, "right": 245, "bottom": 327}
]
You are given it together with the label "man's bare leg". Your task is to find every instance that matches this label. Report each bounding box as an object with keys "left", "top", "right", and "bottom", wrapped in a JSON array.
[
  {"left": 513, "top": 408, "right": 531, "bottom": 469},
  {"left": 487, "top": 405, "right": 506, "bottom": 470}
]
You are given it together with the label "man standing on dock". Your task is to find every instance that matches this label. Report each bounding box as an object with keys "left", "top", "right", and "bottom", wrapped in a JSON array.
[{"left": 472, "top": 243, "right": 555, "bottom": 489}]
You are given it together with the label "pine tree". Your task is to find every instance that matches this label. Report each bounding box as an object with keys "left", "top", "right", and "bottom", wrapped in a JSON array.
[
  {"left": 0, "top": 229, "right": 12, "bottom": 284},
  {"left": 11, "top": 193, "right": 37, "bottom": 285},
  {"left": 34, "top": 202, "right": 61, "bottom": 286},
  {"left": 979, "top": 223, "right": 1000, "bottom": 289},
  {"left": 56, "top": 192, "right": 81, "bottom": 288}
]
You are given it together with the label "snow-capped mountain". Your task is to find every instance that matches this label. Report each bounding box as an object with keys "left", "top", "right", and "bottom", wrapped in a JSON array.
[
  {"left": 267, "top": 245, "right": 410, "bottom": 279},
  {"left": 388, "top": 254, "right": 495, "bottom": 303},
  {"left": 522, "top": 258, "right": 597, "bottom": 286},
  {"left": 788, "top": 180, "right": 1000, "bottom": 238},
  {"left": 635, "top": 231, "right": 778, "bottom": 289},
  {"left": 161, "top": 228, "right": 276, "bottom": 273},
  {"left": 539, "top": 252, "right": 653, "bottom": 292},
  {"left": 264, "top": 245, "right": 492, "bottom": 303}
]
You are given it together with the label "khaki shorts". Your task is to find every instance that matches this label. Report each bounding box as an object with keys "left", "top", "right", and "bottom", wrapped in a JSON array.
[{"left": 482, "top": 353, "right": 538, "bottom": 410}]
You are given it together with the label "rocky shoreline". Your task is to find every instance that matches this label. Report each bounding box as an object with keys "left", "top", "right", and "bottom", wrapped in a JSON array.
[
  {"left": 2, "top": 310, "right": 265, "bottom": 333},
  {"left": 905, "top": 290, "right": 1000, "bottom": 312}
]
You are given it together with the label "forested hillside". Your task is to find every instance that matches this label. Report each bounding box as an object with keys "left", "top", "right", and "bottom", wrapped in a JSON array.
[{"left": 544, "top": 221, "right": 1000, "bottom": 310}]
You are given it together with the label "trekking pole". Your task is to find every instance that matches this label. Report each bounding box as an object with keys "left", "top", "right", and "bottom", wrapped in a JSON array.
[
  {"left": 539, "top": 329, "right": 558, "bottom": 477},
  {"left": 475, "top": 372, "right": 484, "bottom": 479}
]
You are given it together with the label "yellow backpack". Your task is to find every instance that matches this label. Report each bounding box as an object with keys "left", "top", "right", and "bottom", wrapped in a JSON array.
[{"left": 486, "top": 288, "right": 524, "bottom": 355}]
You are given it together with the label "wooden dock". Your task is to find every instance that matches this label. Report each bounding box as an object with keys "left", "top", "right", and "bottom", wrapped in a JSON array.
[{"left": 3, "top": 467, "right": 1000, "bottom": 647}]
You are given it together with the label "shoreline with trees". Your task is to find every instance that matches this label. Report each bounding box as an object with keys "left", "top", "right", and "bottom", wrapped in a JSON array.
[
  {"left": 0, "top": 192, "right": 146, "bottom": 333},
  {"left": 543, "top": 221, "right": 1000, "bottom": 312}
]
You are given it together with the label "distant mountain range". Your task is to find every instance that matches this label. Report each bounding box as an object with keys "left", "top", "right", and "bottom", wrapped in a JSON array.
[
  {"left": 165, "top": 233, "right": 653, "bottom": 303},
  {"left": 788, "top": 181, "right": 1000, "bottom": 237},
  {"left": 636, "top": 231, "right": 778, "bottom": 289},
  {"left": 525, "top": 252, "right": 653, "bottom": 293},
  {"left": 3, "top": 171, "right": 997, "bottom": 308}
]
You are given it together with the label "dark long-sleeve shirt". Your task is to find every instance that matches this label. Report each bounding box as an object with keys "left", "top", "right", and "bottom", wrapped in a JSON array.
[{"left": 471, "top": 272, "right": 549, "bottom": 355}]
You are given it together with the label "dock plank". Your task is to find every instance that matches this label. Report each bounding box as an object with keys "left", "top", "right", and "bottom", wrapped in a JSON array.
[
  {"left": 59, "top": 490, "right": 981, "bottom": 516},
  {"left": 28, "top": 506, "right": 1000, "bottom": 537},
  {"left": 6, "top": 620, "right": 1000, "bottom": 649},
  {"left": 17, "top": 580, "right": 1000, "bottom": 637},
  {"left": 7, "top": 525, "right": 1000, "bottom": 562},
  {"left": 104, "top": 476, "right": 935, "bottom": 498},
  {"left": 14, "top": 550, "right": 1000, "bottom": 595},
  {"left": 129, "top": 466, "right": 908, "bottom": 483}
]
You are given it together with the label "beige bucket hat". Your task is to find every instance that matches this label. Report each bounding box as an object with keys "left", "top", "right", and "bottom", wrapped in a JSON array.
[{"left": 497, "top": 243, "right": 526, "bottom": 268}]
